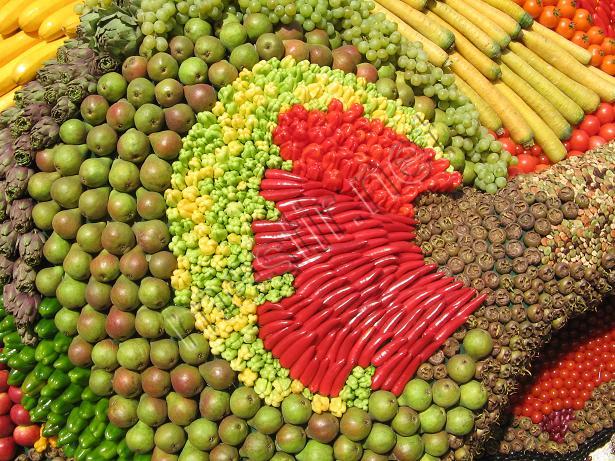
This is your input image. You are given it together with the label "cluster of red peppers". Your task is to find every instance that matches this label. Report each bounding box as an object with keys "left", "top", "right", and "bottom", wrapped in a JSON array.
[{"left": 253, "top": 101, "right": 484, "bottom": 397}]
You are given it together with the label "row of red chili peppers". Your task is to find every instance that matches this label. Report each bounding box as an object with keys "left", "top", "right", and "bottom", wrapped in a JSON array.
[
  {"left": 255, "top": 170, "right": 484, "bottom": 396},
  {"left": 272, "top": 100, "right": 461, "bottom": 217}
]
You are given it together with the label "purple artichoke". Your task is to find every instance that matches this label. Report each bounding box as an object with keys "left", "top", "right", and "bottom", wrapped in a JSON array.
[
  {"left": 44, "top": 82, "right": 68, "bottom": 105},
  {"left": 3, "top": 283, "right": 19, "bottom": 313},
  {"left": 12, "top": 292, "right": 40, "bottom": 327},
  {"left": 0, "top": 127, "right": 12, "bottom": 146},
  {"left": 17, "top": 230, "right": 45, "bottom": 266},
  {"left": 0, "top": 143, "right": 16, "bottom": 179},
  {"left": 30, "top": 116, "right": 60, "bottom": 151},
  {"left": 63, "top": 45, "right": 96, "bottom": 65},
  {"left": 37, "top": 63, "right": 74, "bottom": 86},
  {"left": 8, "top": 198, "right": 34, "bottom": 234},
  {"left": 51, "top": 96, "right": 78, "bottom": 124},
  {"left": 0, "top": 222, "right": 17, "bottom": 257},
  {"left": 91, "top": 53, "right": 120, "bottom": 76},
  {"left": 12, "top": 133, "right": 33, "bottom": 166},
  {"left": 0, "top": 107, "right": 21, "bottom": 129},
  {"left": 67, "top": 75, "right": 97, "bottom": 103},
  {"left": 12, "top": 103, "right": 52, "bottom": 136},
  {"left": 0, "top": 255, "right": 13, "bottom": 286},
  {"left": 14, "top": 81, "right": 45, "bottom": 108},
  {"left": 0, "top": 184, "right": 7, "bottom": 221},
  {"left": 12, "top": 258, "right": 36, "bottom": 293},
  {"left": 5, "top": 166, "right": 33, "bottom": 200}
]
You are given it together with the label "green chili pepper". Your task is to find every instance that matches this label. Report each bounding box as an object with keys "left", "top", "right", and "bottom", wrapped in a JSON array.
[
  {"left": 1, "top": 332, "right": 21, "bottom": 348},
  {"left": 22, "top": 371, "right": 45, "bottom": 396},
  {"left": 74, "top": 446, "right": 91, "bottom": 461},
  {"left": 62, "top": 445, "right": 76, "bottom": 457},
  {"left": 29, "top": 398, "right": 53, "bottom": 422},
  {"left": 38, "top": 298, "right": 61, "bottom": 318},
  {"left": 52, "top": 354, "right": 73, "bottom": 372},
  {"left": 34, "top": 339, "right": 58, "bottom": 365},
  {"left": 116, "top": 439, "right": 130, "bottom": 458},
  {"left": 57, "top": 428, "right": 78, "bottom": 446},
  {"left": 66, "top": 409, "right": 88, "bottom": 433},
  {"left": 80, "top": 386, "right": 99, "bottom": 403},
  {"left": 94, "top": 440, "right": 118, "bottom": 460},
  {"left": 34, "top": 318, "right": 58, "bottom": 338},
  {"left": 21, "top": 395, "right": 37, "bottom": 411},
  {"left": 42, "top": 422, "right": 62, "bottom": 437},
  {"left": 94, "top": 399, "right": 109, "bottom": 420},
  {"left": 68, "top": 367, "right": 90, "bottom": 386},
  {"left": 53, "top": 332, "right": 72, "bottom": 353},
  {"left": 0, "top": 315, "right": 15, "bottom": 333},
  {"left": 8, "top": 346, "right": 36, "bottom": 371},
  {"left": 46, "top": 410, "right": 68, "bottom": 427}
]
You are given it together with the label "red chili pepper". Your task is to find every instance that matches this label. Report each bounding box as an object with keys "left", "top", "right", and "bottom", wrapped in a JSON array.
[
  {"left": 406, "top": 270, "right": 444, "bottom": 287},
  {"left": 282, "top": 295, "right": 311, "bottom": 312},
  {"left": 358, "top": 333, "right": 389, "bottom": 368},
  {"left": 279, "top": 331, "right": 316, "bottom": 369},
  {"left": 434, "top": 294, "right": 486, "bottom": 343},
  {"left": 382, "top": 350, "right": 413, "bottom": 391},
  {"left": 261, "top": 188, "right": 304, "bottom": 201},
  {"left": 449, "top": 289, "right": 476, "bottom": 311},
  {"left": 330, "top": 291, "right": 360, "bottom": 316},
  {"left": 331, "top": 328, "right": 361, "bottom": 364},
  {"left": 253, "top": 253, "right": 298, "bottom": 272},
  {"left": 273, "top": 330, "right": 308, "bottom": 358},
  {"left": 371, "top": 350, "right": 404, "bottom": 390},
  {"left": 254, "top": 265, "right": 294, "bottom": 282},
  {"left": 328, "top": 239, "right": 366, "bottom": 255},
  {"left": 257, "top": 302, "right": 282, "bottom": 315},
  {"left": 252, "top": 220, "right": 295, "bottom": 233},
  {"left": 314, "top": 317, "right": 342, "bottom": 340},
  {"left": 255, "top": 231, "right": 298, "bottom": 244},
  {"left": 319, "top": 358, "right": 346, "bottom": 395},
  {"left": 402, "top": 297, "right": 446, "bottom": 346},
  {"left": 253, "top": 241, "right": 297, "bottom": 257},
  {"left": 391, "top": 355, "right": 423, "bottom": 395},
  {"left": 258, "top": 319, "right": 296, "bottom": 339},
  {"left": 387, "top": 231, "right": 415, "bottom": 241},
  {"left": 333, "top": 209, "right": 372, "bottom": 224},
  {"left": 265, "top": 169, "right": 306, "bottom": 182},
  {"left": 261, "top": 178, "right": 305, "bottom": 190},
  {"left": 347, "top": 324, "right": 378, "bottom": 367},
  {"left": 294, "top": 252, "right": 332, "bottom": 271},
  {"left": 385, "top": 264, "right": 435, "bottom": 296},
  {"left": 309, "top": 357, "right": 331, "bottom": 393},
  {"left": 295, "top": 269, "right": 334, "bottom": 298},
  {"left": 330, "top": 361, "right": 355, "bottom": 397},
  {"left": 372, "top": 255, "right": 398, "bottom": 268},
  {"left": 323, "top": 200, "right": 363, "bottom": 215},
  {"left": 258, "top": 310, "right": 294, "bottom": 325},
  {"left": 351, "top": 267, "right": 383, "bottom": 290},
  {"left": 363, "top": 241, "right": 420, "bottom": 259},
  {"left": 293, "top": 262, "right": 333, "bottom": 288},
  {"left": 290, "top": 345, "right": 316, "bottom": 380},
  {"left": 262, "top": 325, "right": 292, "bottom": 350},
  {"left": 302, "top": 307, "right": 336, "bottom": 331},
  {"left": 399, "top": 252, "right": 423, "bottom": 263},
  {"left": 276, "top": 197, "right": 319, "bottom": 212},
  {"left": 294, "top": 298, "right": 324, "bottom": 323},
  {"left": 284, "top": 205, "right": 322, "bottom": 221},
  {"left": 316, "top": 330, "right": 337, "bottom": 356}
]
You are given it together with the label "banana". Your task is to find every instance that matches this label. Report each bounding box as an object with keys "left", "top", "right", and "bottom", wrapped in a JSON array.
[
  {"left": 12, "top": 38, "right": 66, "bottom": 85},
  {"left": 39, "top": 1, "right": 80, "bottom": 40},
  {"left": 0, "top": 32, "right": 42, "bottom": 68},
  {"left": 0, "top": 0, "right": 22, "bottom": 36},
  {"left": 19, "top": 0, "right": 76, "bottom": 33}
]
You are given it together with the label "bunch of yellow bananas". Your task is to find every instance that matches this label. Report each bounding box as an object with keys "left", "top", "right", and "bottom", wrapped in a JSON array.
[{"left": 0, "top": 0, "right": 81, "bottom": 110}]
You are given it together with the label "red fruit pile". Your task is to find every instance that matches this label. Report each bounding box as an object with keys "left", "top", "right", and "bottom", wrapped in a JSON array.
[
  {"left": 0, "top": 354, "right": 40, "bottom": 461},
  {"left": 254, "top": 101, "right": 483, "bottom": 396},
  {"left": 511, "top": 309, "right": 615, "bottom": 430},
  {"left": 539, "top": 408, "right": 575, "bottom": 442}
]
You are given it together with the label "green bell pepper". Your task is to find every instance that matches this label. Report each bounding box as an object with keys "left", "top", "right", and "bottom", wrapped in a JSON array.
[
  {"left": 53, "top": 354, "right": 74, "bottom": 372},
  {"left": 104, "top": 423, "right": 125, "bottom": 441},
  {"left": 79, "top": 400, "right": 96, "bottom": 419},
  {"left": 1, "top": 332, "right": 22, "bottom": 348},
  {"left": 42, "top": 421, "right": 63, "bottom": 437},
  {"left": 38, "top": 298, "right": 61, "bottom": 318},
  {"left": 74, "top": 446, "right": 91, "bottom": 461},
  {"left": 7, "top": 368, "right": 26, "bottom": 386},
  {"left": 8, "top": 346, "right": 36, "bottom": 371},
  {"left": 62, "top": 444, "right": 76, "bottom": 457},
  {"left": 47, "top": 369, "right": 70, "bottom": 391},
  {"left": 53, "top": 332, "right": 72, "bottom": 353},
  {"left": 34, "top": 318, "right": 58, "bottom": 338},
  {"left": 0, "top": 315, "right": 15, "bottom": 333},
  {"left": 46, "top": 410, "right": 67, "bottom": 427},
  {"left": 94, "top": 399, "right": 109, "bottom": 420},
  {"left": 21, "top": 395, "right": 37, "bottom": 411},
  {"left": 68, "top": 367, "right": 90, "bottom": 386},
  {"left": 32, "top": 362, "right": 54, "bottom": 380},
  {"left": 34, "top": 339, "right": 58, "bottom": 365},
  {"left": 22, "top": 371, "right": 45, "bottom": 396},
  {"left": 93, "top": 440, "right": 118, "bottom": 460},
  {"left": 29, "top": 397, "right": 53, "bottom": 422},
  {"left": 80, "top": 386, "right": 99, "bottom": 403},
  {"left": 51, "top": 384, "right": 83, "bottom": 414},
  {"left": 116, "top": 439, "right": 131, "bottom": 458},
  {"left": 66, "top": 407, "right": 88, "bottom": 433},
  {"left": 57, "top": 428, "right": 78, "bottom": 447}
]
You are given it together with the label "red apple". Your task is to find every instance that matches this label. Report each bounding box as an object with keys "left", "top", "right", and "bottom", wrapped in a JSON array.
[
  {"left": 9, "top": 405, "right": 30, "bottom": 426},
  {"left": 0, "top": 394, "right": 9, "bottom": 416},
  {"left": 7, "top": 387, "right": 21, "bottom": 404},
  {"left": 0, "top": 371, "right": 7, "bottom": 392},
  {"left": 0, "top": 436, "right": 16, "bottom": 461},
  {"left": 13, "top": 425, "right": 39, "bottom": 447},
  {"left": 0, "top": 416, "right": 14, "bottom": 437}
]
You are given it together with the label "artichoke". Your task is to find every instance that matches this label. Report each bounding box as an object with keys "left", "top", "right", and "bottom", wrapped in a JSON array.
[
  {"left": 0, "top": 222, "right": 16, "bottom": 257},
  {"left": 8, "top": 198, "right": 34, "bottom": 234},
  {"left": 30, "top": 116, "right": 60, "bottom": 150},
  {"left": 5, "top": 166, "right": 33, "bottom": 200},
  {"left": 0, "top": 127, "right": 12, "bottom": 146},
  {"left": 0, "top": 144, "right": 16, "bottom": 179},
  {"left": 12, "top": 258, "right": 36, "bottom": 293},
  {"left": 37, "top": 63, "right": 75, "bottom": 86},
  {"left": 51, "top": 96, "right": 78, "bottom": 124},
  {"left": 12, "top": 103, "right": 51, "bottom": 136},
  {"left": 67, "top": 75, "right": 97, "bottom": 103},
  {"left": 63, "top": 45, "right": 96, "bottom": 64},
  {"left": 14, "top": 81, "right": 45, "bottom": 108},
  {"left": 12, "top": 133, "right": 33, "bottom": 166},
  {"left": 0, "top": 184, "right": 7, "bottom": 222},
  {"left": 3, "top": 283, "right": 18, "bottom": 312},
  {"left": 6, "top": 289, "right": 40, "bottom": 327},
  {"left": 91, "top": 53, "right": 120, "bottom": 76},
  {"left": 44, "top": 82, "right": 68, "bottom": 105},
  {"left": 17, "top": 230, "right": 45, "bottom": 266},
  {"left": 0, "top": 107, "right": 21, "bottom": 129},
  {"left": 94, "top": 11, "right": 142, "bottom": 59},
  {"left": 0, "top": 255, "right": 13, "bottom": 286}
]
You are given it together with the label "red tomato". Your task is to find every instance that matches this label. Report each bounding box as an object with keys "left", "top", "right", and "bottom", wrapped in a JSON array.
[
  {"left": 499, "top": 137, "right": 517, "bottom": 154},
  {"left": 516, "top": 144, "right": 525, "bottom": 155},
  {"left": 524, "top": 0, "right": 544, "bottom": 17},
  {"left": 499, "top": 127, "right": 510, "bottom": 137},
  {"left": 587, "top": 25, "right": 606, "bottom": 44},
  {"left": 601, "top": 55, "right": 615, "bottom": 75},
  {"left": 569, "top": 129, "right": 590, "bottom": 151},
  {"left": 12, "top": 425, "right": 39, "bottom": 448},
  {"left": 588, "top": 44, "right": 606, "bottom": 66},
  {"left": 0, "top": 416, "right": 13, "bottom": 438},
  {"left": 539, "top": 5, "right": 560, "bottom": 27},
  {"left": 596, "top": 103, "right": 615, "bottom": 124},
  {"left": 9, "top": 405, "right": 30, "bottom": 426},
  {"left": 6, "top": 387, "right": 21, "bottom": 405},
  {"left": 534, "top": 164, "right": 550, "bottom": 172},
  {"left": 572, "top": 31, "right": 591, "bottom": 48},
  {"left": 567, "top": 149, "right": 584, "bottom": 157},
  {"left": 589, "top": 135, "right": 606, "bottom": 148},
  {"left": 531, "top": 144, "right": 543, "bottom": 156},
  {"left": 0, "top": 437, "right": 16, "bottom": 461},
  {"left": 538, "top": 154, "right": 550, "bottom": 164},
  {"left": 602, "top": 37, "right": 615, "bottom": 54},
  {"left": 557, "top": 0, "right": 577, "bottom": 18},
  {"left": 573, "top": 8, "right": 593, "bottom": 30},
  {"left": 556, "top": 17, "right": 576, "bottom": 38},
  {"left": 0, "top": 395, "right": 9, "bottom": 416},
  {"left": 579, "top": 114, "right": 601, "bottom": 135},
  {"left": 516, "top": 154, "right": 538, "bottom": 173},
  {"left": 599, "top": 122, "right": 615, "bottom": 140}
]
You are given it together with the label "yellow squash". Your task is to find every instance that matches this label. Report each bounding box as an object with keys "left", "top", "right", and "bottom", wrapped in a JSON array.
[
  {"left": 0, "top": 32, "right": 42, "bottom": 68},
  {"left": 62, "top": 13, "right": 80, "bottom": 38},
  {"left": 12, "top": 38, "right": 66, "bottom": 86},
  {"left": 39, "top": 1, "right": 80, "bottom": 40},
  {"left": 19, "top": 0, "right": 76, "bottom": 33},
  {"left": 0, "top": 0, "right": 23, "bottom": 36},
  {"left": 0, "top": 61, "right": 17, "bottom": 98},
  {"left": 0, "top": 86, "right": 20, "bottom": 112}
]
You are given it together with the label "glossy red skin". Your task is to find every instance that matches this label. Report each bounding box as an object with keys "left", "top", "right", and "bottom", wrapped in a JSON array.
[
  {"left": 0, "top": 437, "right": 16, "bottom": 461},
  {"left": 0, "top": 394, "right": 10, "bottom": 416},
  {"left": 568, "top": 129, "right": 590, "bottom": 151},
  {"left": 599, "top": 122, "right": 615, "bottom": 140},
  {"left": 0, "top": 371, "right": 7, "bottom": 393},
  {"left": 0, "top": 416, "right": 14, "bottom": 438},
  {"left": 7, "top": 387, "right": 21, "bottom": 405},
  {"left": 12, "top": 425, "right": 39, "bottom": 447},
  {"left": 9, "top": 405, "right": 30, "bottom": 426},
  {"left": 579, "top": 114, "right": 601, "bottom": 136}
]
